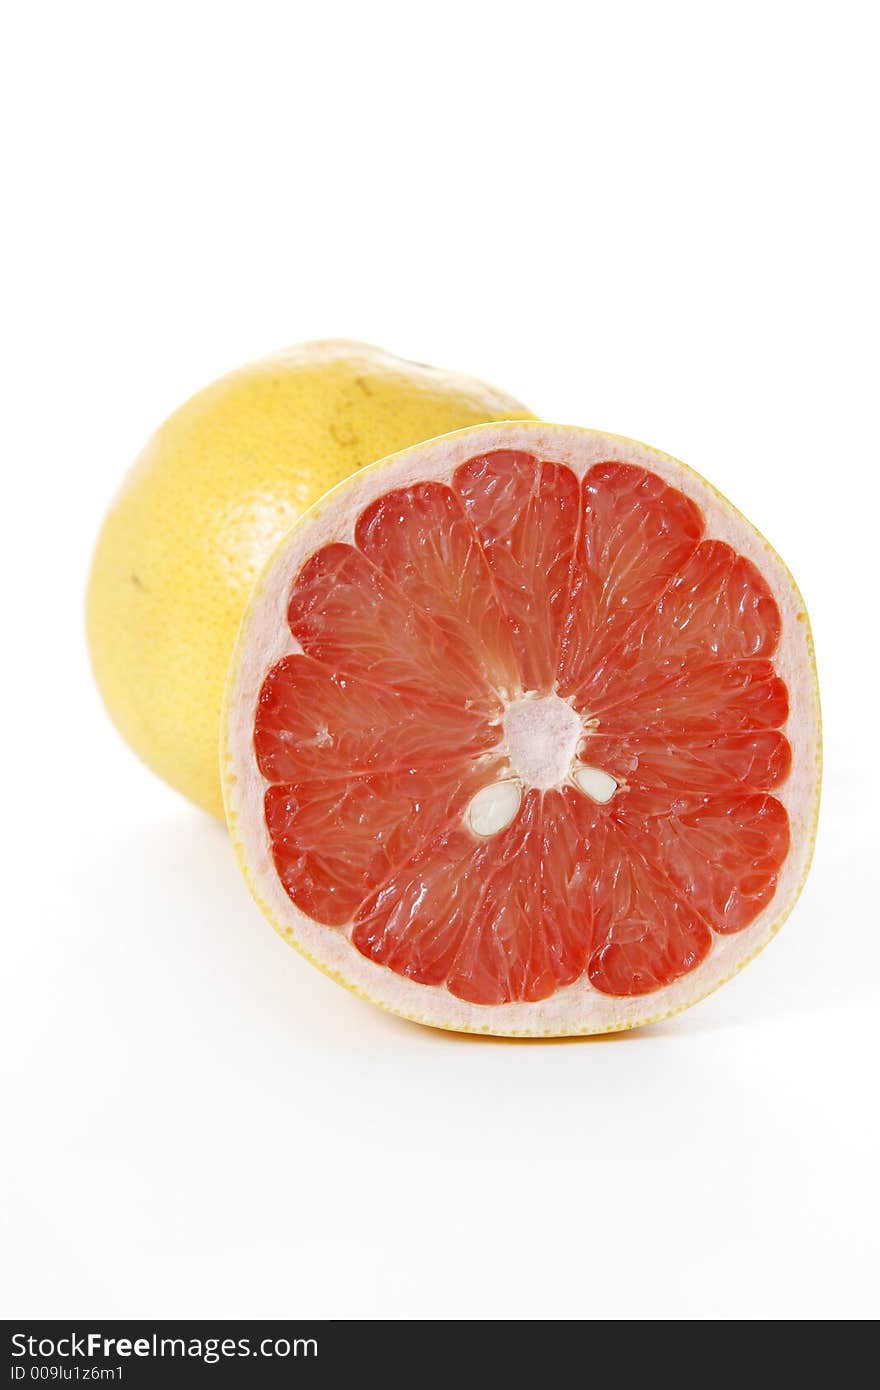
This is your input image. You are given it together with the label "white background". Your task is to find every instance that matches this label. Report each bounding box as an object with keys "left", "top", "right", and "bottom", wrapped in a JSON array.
[{"left": 2, "top": 2, "right": 877, "bottom": 1320}]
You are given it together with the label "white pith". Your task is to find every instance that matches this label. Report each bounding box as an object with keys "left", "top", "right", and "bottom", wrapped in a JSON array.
[
  {"left": 222, "top": 422, "right": 822, "bottom": 1037},
  {"left": 502, "top": 693, "right": 584, "bottom": 791}
]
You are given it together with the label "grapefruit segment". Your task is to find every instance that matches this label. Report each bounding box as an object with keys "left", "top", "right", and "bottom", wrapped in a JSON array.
[
  {"left": 453, "top": 451, "right": 580, "bottom": 694},
  {"left": 254, "top": 654, "right": 496, "bottom": 783},
  {"left": 224, "top": 422, "right": 821, "bottom": 1036},
  {"left": 628, "top": 791, "right": 792, "bottom": 935},
  {"left": 264, "top": 762, "right": 496, "bottom": 927},
  {"left": 446, "top": 794, "right": 554, "bottom": 1005},
  {"left": 538, "top": 788, "right": 602, "bottom": 986},
  {"left": 558, "top": 799, "right": 714, "bottom": 998},
  {"left": 660, "top": 540, "right": 783, "bottom": 661},
  {"left": 586, "top": 858, "right": 714, "bottom": 996},
  {"left": 576, "top": 540, "right": 784, "bottom": 717},
  {"left": 354, "top": 481, "right": 520, "bottom": 698},
  {"left": 586, "top": 659, "right": 789, "bottom": 736},
  {"left": 354, "top": 792, "right": 587, "bottom": 1004},
  {"left": 352, "top": 827, "right": 489, "bottom": 989},
  {"left": 287, "top": 542, "right": 498, "bottom": 715},
  {"left": 585, "top": 730, "right": 792, "bottom": 798},
  {"left": 558, "top": 462, "right": 704, "bottom": 700}
]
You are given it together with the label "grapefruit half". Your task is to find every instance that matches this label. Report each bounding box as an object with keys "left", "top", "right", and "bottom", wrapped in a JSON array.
[{"left": 222, "top": 423, "right": 820, "bottom": 1035}]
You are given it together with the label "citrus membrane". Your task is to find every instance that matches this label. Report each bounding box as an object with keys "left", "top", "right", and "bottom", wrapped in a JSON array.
[{"left": 223, "top": 423, "right": 820, "bottom": 1035}]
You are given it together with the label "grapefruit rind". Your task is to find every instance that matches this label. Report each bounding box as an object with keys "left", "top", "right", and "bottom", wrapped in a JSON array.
[{"left": 221, "top": 422, "right": 821, "bottom": 1036}]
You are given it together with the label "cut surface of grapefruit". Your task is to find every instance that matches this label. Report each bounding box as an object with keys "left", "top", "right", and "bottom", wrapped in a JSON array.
[{"left": 223, "top": 423, "right": 820, "bottom": 1035}]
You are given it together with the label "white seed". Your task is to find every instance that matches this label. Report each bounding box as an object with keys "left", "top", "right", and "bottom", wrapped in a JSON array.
[
  {"left": 466, "top": 779, "right": 522, "bottom": 837},
  {"left": 572, "top": 764, "right": 618, "bottom": 804}
]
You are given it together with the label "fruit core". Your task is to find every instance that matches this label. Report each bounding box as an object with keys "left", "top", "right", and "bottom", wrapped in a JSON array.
[
  {"left": 467, "top": 694, "right": 619, "bottom": 837},
  {"left": 502, "top": 693, "right": 584, "bottom": 790}
]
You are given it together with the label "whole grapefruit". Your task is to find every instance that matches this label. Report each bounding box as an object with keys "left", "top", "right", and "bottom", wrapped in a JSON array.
[{"left": 87, "top": 341, "right": 532, "bottom": 816}]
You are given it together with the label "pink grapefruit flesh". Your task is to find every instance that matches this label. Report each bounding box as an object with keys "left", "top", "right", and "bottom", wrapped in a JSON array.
[{"left": 223, "top": 423, "right": 820, "bottom": 1035}]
